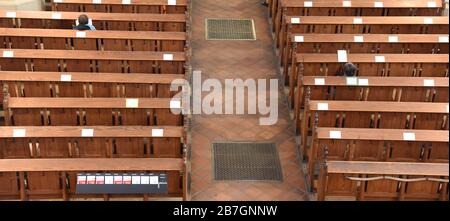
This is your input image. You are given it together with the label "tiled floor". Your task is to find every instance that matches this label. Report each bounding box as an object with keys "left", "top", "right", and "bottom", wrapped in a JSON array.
[{"left": 189, "top": 0, "right": 307, "bottom": 201}]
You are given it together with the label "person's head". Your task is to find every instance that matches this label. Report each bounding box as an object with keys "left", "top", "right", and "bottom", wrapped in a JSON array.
[
  {"left": 78, "top": 14, "right": 89, "bottom": 25},
  {"left": 339, "top": 62, "right": 357, "bottom": 77}
]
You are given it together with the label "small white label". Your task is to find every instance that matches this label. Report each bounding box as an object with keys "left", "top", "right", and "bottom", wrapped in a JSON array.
[
  {"left": 6, "top": 12, "right": 16, "bottom": 18},
  {"left": 353, "top": 18, "right": 363, "bottom": 24},
  {"left": 375, "top": 56, "right": 385, "bottom": 63},
  {"left": 317, "top": 103, "right": 329, "bottom": 111},
  {"left": 424, "top": 18, "right": 434, "bottom": 24},
  {"left": 2, "top": 51, "right": 14, "bottom": 58},
  {"left": 329, "top": 131, "right": 342, "bottom": 139},
  {"left": 13, "top": 129, "right": 26, "bottom": 138},
  {"left": 304, "top": 1, "right": 313, "bottom": 7},
  {"left": 358, "top": 78, "right": 369, "bottom": 86},
  {"left": 60, "top": 74, "right": 72, "bottom": 82},
  {"left": 354, "top": 35, "right": 364, "bottom": 42},
  {"left": 343, "top": 1, "right": 352, "bottom": 7},
  {"left": 163, "top": 54, "right": 173, "bottom": 61},
  {"left": 141, "top": 176, "right": 150, "bottom": 184},
  {"left": 346, "top": 77, "right": 358, "bottom": 85},
  {"left": 152, "top": 129, "right": 164, "bottom": 137},
  {"left": 438, "top": 36, "right": 449, "bottom": 43},
  {"left": 81, "top": 129, "right": 94, "bottom": 137},
  {"left": 76, "top": 31, "right": 86, "bottom": 38},
  {"left": 92, "top": 0, "right": 102, "bottom": 4},
  {"left": 314, "top": 78, "right": 325, "bottom": 85},
  {"left": 168, "top": 0, "right": 177, "bottom": 5},
  {"left": 446, "top": 105, "right": 449, "bottom": 113},
  {"left": 104, "top": 176, "right": 114, "bottom": 184},
  {"left": 388, "top": 35, "right": 398, "bottom": 43},
  {"left": 294, "top": 36, "right": 304, "bottom": 42},
  {"left": 150, "top": 176, "right": 159, "bottom": 185},
  {"left": 170, "top": 100, "right": 181, "bottom": 109},
  {"left": 52, "top": 12, "right": 62, "bottom": 19},
  {"left": 126, "top": 99, "right": 139, "bottom": 108},
  {"left": 122, "top": 0, "right": 131, "bottom": 4},
  {"left": 403, "top": 132, "right": 416, "bottom": 141},
  {"left": 423, "top": 79, "right": 435, "bottom": 87},
  {"left": 427, "top": 1, "right": 437, "bottom": 7},
  {"left": 132, "top": 176, "right": 141, "bottom": 184},
  {"left": 374, "top": 2, "right": 384, "bottom": 7},
  {"left": 54, "top": 0, "right": 63, "bottom": 3},
  {"left": 337, "top": 50, "right": 348, "bottom": 63},
  {"left": 291, "top": 17, "right": 301, "bottom": 24}
]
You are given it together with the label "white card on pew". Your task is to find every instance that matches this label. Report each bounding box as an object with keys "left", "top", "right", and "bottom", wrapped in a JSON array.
[
  {"left": 446, "top": 105, "right": 449, "bottom": 113},
  {"left": 52, "top": 12, "right": 62, "bottom": 19},
  {"left": 170, "top": 100, "right": 181, "bottom": 109},
  {"left": 291, "top": 17, "right": 301, "bottom": 24},
  {"left": 375, "top": 56, "right": 385, "bottom": 63},
  {"left": 337, "top": 50, "right": 348, "bottom": 62},
  {"left": 317, "top": 103, "right": 329, "bottom": 111},
  {"left": 424, "top": 18, "right": 434, "bottom": 24},
  {"left": 168, "top": 0, "right": 177, "bottom": 6},
  {"left": 152, "top": 129, "right": 164, "bottom": 137},
  {"left": 6, "top": 12, "right": 16, "bottom": 18},
  {"left": 54, "top": 0, "right": 63, "bottom": 3},
  {"left": 13, "top": 129, "right": 26, "bottom": 138},
  {"left": 122, "top": 0, "right": 131, "bottom": 4},
  {"left": 329, "top": 131, "right": 342, "bottom": 139},
  {"left": 131, "top": 176, "right": 141, "bottom": 184},
  {"left": 60, "top": 74, "right": 72, "bottom": 82},
  {"left": 427, "top": 1, "right": 437, "bottom": 7},
  {"left": 3, "top": 51, "right": 14, "bottom": 58},
  {"left": 358, "top": 78, "right": 369, "bottom": 86},
  {"left": 346, "top": 77, "right": 358, "bottom": 86},
  {"left": 92, "top": 0, "right": 101, "bottom": 4},
  {"left": 439, "top": 36, "right": 449, "bottom": 43},
  {"left": 304, "top": 1, "right": 313, "bottom": 7},
  {"left": 342, "top": 1, "right": 352, "bottom": 7},
  {"left": 423, "top": 79, "right": 435, "bottom": 87},
  {"left": 163, "top": 54, "right": 174, "bottom": 61},
  {"left": 150, "top": 176, "right": 159, "bottom": 185},
  {"left": 388, "top": 35, "right": 398, "bottom": 43},
  {"left": 81, "top": 129, "right": 94, "bottom": 137},
  {"left": 354, "top": 35, "right": 364, "bottom": 42},
  {"left": 314, "top": 78, "right": 325, "bottom": 85},
  {"left": 294, "top": 36, "right": 304, "bottom": 42},
  {"left": 126, "top": 99, "right": 139, "bottom": 108},
  {"left": 104, "top": 176, "right": 113, "bottom": 184},
  {"left": 374, "top": 2, "right": 384, "bottom": 8},
  {"left": 403, "top": 132, "right": 416, "bottom": 141},
  {"left": 141, "top": 176, "right": 150, "bottom": 184},
  {"left": 353, "top": 17, "right": 363, "bottom": 24},
  {"left": 76, "top": 31, "right": 86, "bottom": 38}
]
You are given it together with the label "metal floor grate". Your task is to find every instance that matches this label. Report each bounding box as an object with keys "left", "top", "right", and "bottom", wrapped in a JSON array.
[
  {"left": 206, "top": 18, "right": 256, "bottom": 40},
  {"left": 212, "top": 142, "right": 283, "bottom": 181}
]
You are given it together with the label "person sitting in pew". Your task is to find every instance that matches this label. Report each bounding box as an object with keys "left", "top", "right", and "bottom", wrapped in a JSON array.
[
  {"left": 74, "top": 14, "right": 96, "bottom": 31},
  {"left": 336, "top": 62, "right": 357, "bottom": 77}
]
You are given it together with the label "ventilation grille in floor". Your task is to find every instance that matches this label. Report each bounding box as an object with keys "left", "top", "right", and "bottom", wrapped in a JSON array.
[
  {"left": 212, "top": 142, "right": 283, "bottom": 181},
  {"left": 206, "top": 18, "right": 256, "bottom": 40}
]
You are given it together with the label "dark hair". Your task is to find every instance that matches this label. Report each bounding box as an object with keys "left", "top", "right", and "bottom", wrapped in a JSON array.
[
  {"left": 337, "top": 62, "right": 357, "bottom": 77},
  {"left": 78, "top": 14, "right": 89, "bottom": 25}
]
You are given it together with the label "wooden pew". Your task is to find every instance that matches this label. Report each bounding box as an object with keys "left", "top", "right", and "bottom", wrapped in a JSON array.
[
  {"left": 288, "top": 53, "right": 449, "bottom": 106},
  {"left": 0, "top": 10, "right": 186, "bottom": 31},
  {"left": 3, "top": 97, "right": 183, "bottom": 126},
  {"left": 306, "top": 127, "right": 449, "bottom": 190},
  {"left": 0, "top": 49, "right": 186, "bottom": 74},
  {"left": 300, "top": 100, "right": 449, "bottom": 155},
  {"left": 51, "top": 0, "right": 189, "bottom": 14},
  {"left": 0, "top": 158, "right": 185, "bottom": 200},
  {"left": 293, "top": 76, "right": 449, "bottom": 125},
  {"left": 278, "top": 16, "right": 449, "bottom": 56},
  {"left": 0, "top": 126, "right": 184, "bottom": 159},
  {"left": 282, "top": 33, "right": 449, "bottom": 74},
  {"left": 272, "top": 0, "right": 444, "bottom": 37},
  {"left": 0, "top": 28, "right": 186, "bottom": 51},
  {"left": 316, "top": 161, "right": 449, "bottom": 201}
]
